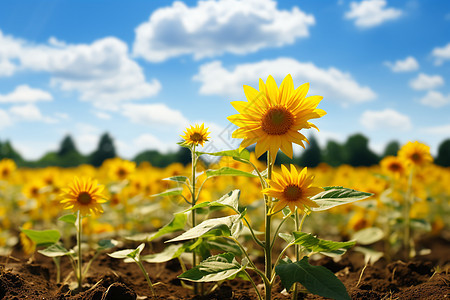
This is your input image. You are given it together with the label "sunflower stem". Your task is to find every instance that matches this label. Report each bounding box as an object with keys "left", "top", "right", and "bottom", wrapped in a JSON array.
[
  {"left": 191, "top": 144, "right": 200, "bottom": 295},
  {"left": 404, "top": 167, "right": 414, "bottom": 260},
  {"left": 76, "top": 211, "right": 83, "bottom": 291},
  {"left": 292, "top": 211, "right": 301, "bottom": 300},
  {"left": 264, "top": 150, "right": 274, "bottom": 300}
]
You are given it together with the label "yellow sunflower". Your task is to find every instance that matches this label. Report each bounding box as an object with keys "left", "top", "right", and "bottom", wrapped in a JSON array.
[
  {"left": 380, "top": 156, "right": 407, "bottom": 178},
  {"left": 227, "top": 74, "right": 326, "bottom": 161},
  {"left": 60, "top": 177, "right": 106, "bottom": 216},
  {"left": 108, "top": 158, "right": 136, "bottom": 181},
  {"left": 0, "top": 158, "right": 16, "bottom": 180},
  {"left": 262, "top": 164, "right": 323, "bottom": 213},
  {"left": 398, "top": 141, "right": 433, "bottom": 167},
  {"left": 181, "top": 123, "right": 210, "bottom": 147}
]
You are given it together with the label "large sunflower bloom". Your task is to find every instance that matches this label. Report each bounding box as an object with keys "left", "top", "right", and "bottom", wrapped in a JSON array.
[
  {"left": 60, "top": 177, "right": 106, "bottom": 216},
  {"left": 181, "top": 123, "right": 210, "bottom": 147},
  {"left": 262, "top": 164, "right": 323, "bottom": 214},
  {"left": 398, "top": 141, "right": 433, "bottom": 168},
  {"left": 227, "top": 74, "right": 326, "bottom": 161}
]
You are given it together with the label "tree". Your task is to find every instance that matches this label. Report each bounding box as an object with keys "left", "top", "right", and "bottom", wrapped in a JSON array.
[
  {"left": 0, "top": 140, "right": 23, "bottom": 163},
  {"left": 89, "top": 133, "right": 116, "bottom": 167},
  {"left": 323, "top": 140, "right": 344, "bottom": 167},
  {"left": 435, "top": 139, "right": 450, "bottom": 167},
  {"left": 382, "top": 141, "right": 400, "bottom": 157},
  {"left": 298, "top": 136, "right": 321, "bottom": 167},
  {"left": 58, "top": 135, "right": 78, "bottom": 156},
  {"left": 343, "top": 134, "right": 379, "bottom": 166}
]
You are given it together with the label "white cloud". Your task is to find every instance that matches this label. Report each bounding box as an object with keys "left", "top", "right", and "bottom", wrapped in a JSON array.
[
  {"left": 345, "top": 0, "right": 402, "bottom": 28},
  {"left": 70, "top": 123, "right": 101, "bottom": 155},
  {"left": 9, "top": 104, "right": 57, "bottom": 123},
  {"left": 409, "top": 73, "right": 444, "bottom": 90},
  {"left": 0, "top": 30, "right": 161, "bottom": 107},
  {"left": 360, "top": 108, "right": 412, "bottom": 131},
  {"left": 121, "top": 103, "right": 189, "bottom": 128},
  {"left": 419, "top": 91, "right": 450, "bottom": 108},
  {"left": 0, "top": 85, "right": 53, "bottom": 103},
  {"left": 384, "top": 56, "right": 419, "bottom": 72},
  {"left": 420, "top": 124, "right": 450, "bottom": 136},
  {"left": 0, "top": 109, "right": 12, "bottom": 130},
  {"left": 193, "top": 58, "right": 376, "bottom": 105},
  {"left": 133, "top": 0, "right": 315, "bottom": 62},
  {"left": 431, "top": 43, "right": 450, "bottom": 65},
  {"left": 93, "top": 111, "right": 112, "bottom": 120}
]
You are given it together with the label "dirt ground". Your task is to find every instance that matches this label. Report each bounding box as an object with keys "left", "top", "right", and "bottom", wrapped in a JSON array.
[{"left": 1, "top": 235, "right": 449, "bottom": 299}]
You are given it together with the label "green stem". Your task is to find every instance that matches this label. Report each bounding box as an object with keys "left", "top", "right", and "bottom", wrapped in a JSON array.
[
  {"left": 270, "top": 215, "right": 291, "bottom": 250},
  {"left": 243, "top": 270, "right": 263, "bottom": 300},
  {"left": 53, "top": 257, "right": 61, "bottom": 284},
  {"left": 271, "top": 242, "right": 294, "bottom": 284},
  {"left": 243, "top": 217, "right": 265, "bottom": 248},
  {"left": 404, "top": 168, "right": 414, "bottom": 259},
  {"left": 136, "top": 259, "right": 156, "bottom": 298},
  {"left": 264, "top": 150, "right": 274, "bottom": 300},
  {"left": 76, "top": 211, "right": 82, "bottom": 290},
  {"left": 83, "top": 250, "right": 101, "bottom": 277},
  {"left": 292, "top": 211, "right": 301, "bottom": 300},
  {"left": 191, "top": 145, "right": 199, "bottom": 295}
]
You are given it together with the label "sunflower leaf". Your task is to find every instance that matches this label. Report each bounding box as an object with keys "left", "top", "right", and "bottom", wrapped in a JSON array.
[
  {"left": 310, "top": 187, "right": 373, "bottom": 211},
  {"left": 20, "top": 229, "right": 60, "bottom": 247},
  {"left": 196, "top": 149, "right": 251, "bottom": 164},
  {"left": 183, "top": 190, "right": 240, "bottom": 213},
  {"left": 38, "top": 243, "right": 72, "bottom": 258},
  {"left": 150, "top": 187, "right": 184, "bottom": 198},
  {"left": 205, "top": 167, "right": 257, "bottom": 179},
  {"left": 127, "top": 213, "right": 187, "bottom": 242},
  {"left": 292, "top": 232, "right": 355, "bottom": 255},
  {"left": 58, "top": 214, "right": 77, "bottom": 225},
  {"left": 141, "top": 244, "right": 186, "bottom": 263}
]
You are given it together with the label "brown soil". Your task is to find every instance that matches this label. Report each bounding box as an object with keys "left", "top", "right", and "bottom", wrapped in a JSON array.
[{"left": 1, "top": 236, "right": 449, "bottom": 300}]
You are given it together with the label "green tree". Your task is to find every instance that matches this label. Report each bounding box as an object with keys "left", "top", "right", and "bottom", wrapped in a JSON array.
[
  {"left": 298, "top": 136, "right": 321, "bottom": 167},
  {"left": 89, "top": 133, "right": 116, "bottom": 167},
  {"left": 343, "top": 134, "right": 379, "bottom": 166},
  {"left": 0, "top": 140, "right": 23, "bottom": 163},
  {"left": 58, "top": 135, "right": 78, "bottom": 156},
  {"left": 382, "top": 140, "right": 400, "bottom": 157},
  {"left": 435, "top": 139, "right": 450, "bottom": 167},
  {"left": 323, "top": 140, "right": 344, "bottom": 167}
]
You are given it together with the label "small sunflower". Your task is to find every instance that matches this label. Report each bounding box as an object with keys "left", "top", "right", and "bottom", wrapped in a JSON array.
[
  {"left": 262, "top": 164, "right": 323, "bottom": 214},
  {"left": 181, "top": 123, "right": 210, "bottom": 147},
  {"left": 398, "top": 141, "right": 433, "bottom": 167},
  {"left": 60, "top": 177, "right": 106, "bottom": 216},
  {"left": 108, "top": 158, "right": 136, "bottom": 181},
  {"left": 380, "top": 156, "right": 407, "bottom": 178},
  {"left": 227, "top": 74, "right": 326, "bottom": 161},
  {"left": 0, "top": 159, "right": 16, "bottom": 180}
]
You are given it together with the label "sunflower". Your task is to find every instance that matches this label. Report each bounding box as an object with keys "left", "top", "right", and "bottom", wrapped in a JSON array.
[
  {"left": 107, "top": 158, "right": 136, "bottom": 181},
  {"left": 398, "top": 141, "right": 433, "bottom": 167},
  {"left": 181, "top": 123, "right": 210, "bottom": 147},
  {"left": 228, "top": 74, "right": 326, "bottom": 161},
  {"left": 262, "top": 164, "right": 323, "bottom": 214},
  {"left": 60, "top": 177, "right": 106, "bottom": 216},
  {"left": 380, "top": 156, "right": 407, "bottom": 178},
  {"left": 0, "top": 158, "right": 16, "bottom": 180}
]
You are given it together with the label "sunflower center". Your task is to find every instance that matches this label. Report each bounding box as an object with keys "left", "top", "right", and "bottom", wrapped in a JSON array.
[
  {"left": 411, "top": 153, "right": 421, "bottom": 163},
  {"left": 77, "top": 192, "right": 92, "bottom": 205},
  {"left": 261, "top": 107, "right": 294, "bottom": 135},
  {"left": 117, "top": 168, "right": 127, "bottom": 178},
  {"left": 283, "top": 185, "right": 303, "bottom": 202},
  {"left": 388, "top": 163, "right": 402, "bottom": 172},
  {"left": 2, "top": 169, "right": 9, "bottom": 177},
  {"left": 190, "top": 132, "right": 204, "bottom": 142}
]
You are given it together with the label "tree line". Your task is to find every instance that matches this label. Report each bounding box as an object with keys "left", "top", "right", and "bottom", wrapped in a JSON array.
[{"left": 1, "top": 133, "right": 449, "bottom": 168}]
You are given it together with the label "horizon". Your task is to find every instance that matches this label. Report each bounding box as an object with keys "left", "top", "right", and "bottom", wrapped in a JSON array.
[{"left": 0, "top": 0, "right": 449, "bottom": 160}]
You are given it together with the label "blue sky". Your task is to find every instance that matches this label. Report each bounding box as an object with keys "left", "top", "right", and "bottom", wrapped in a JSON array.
[{"left": 0, "top": 0, "right": 449, "bottom": 160}]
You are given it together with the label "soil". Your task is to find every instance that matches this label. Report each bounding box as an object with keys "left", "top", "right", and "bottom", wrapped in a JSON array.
[{"left": 1, "top": 235, "right": 449, "bottom": 300}]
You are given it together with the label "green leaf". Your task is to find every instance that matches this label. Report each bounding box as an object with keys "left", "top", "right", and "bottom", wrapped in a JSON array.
[
  {"left": 292, "top": 232, "right": 355, "bottom": 255},
  {"left": 353, "top": 246, "right": 384, "bottom": 265},
  {"left": 141, "top": 244, "right": 185, "bottom": 263},
  {"left": 97, "top": 239, "right": 119, "bottom": 250},
  {"left": 150, "top": 187, "right": 183, "bottom": 198},
  {"left": 166, "top": 214, "right": 243, "bottom": 243},
  {"left": 410, "top": 219, "right": 431, "bottom": 232},
  {"left": 38, "top": 244, "right": 71, "bottom": 258},
  {"left": 58, "top": 214, "right": 77, "bottom": 225},
  {"left": 126, "top": 213, "right": 187, "bottom": 242},
  {"left": 108, "top": 243, "right": 145, "bottom": 261},
  {"left": 20, "top": 229, "right": 60, "bottom": 247},
  {"left": 162, "top": 176, "right": 189, "bottom": 184},
  {"left": 196, "top": 149, "right": 251, "bottom": 164},
  {"left": 310, "top": 187, "right": 373, "bottom": 211},
  {"left": 279, "top": 233, "right": 294, "bottom": 243},
  {"left": 205, "top": 238, "right": 243, "bottom": 256},
  {"left": 178, "top": 253, "right": 246, "bottom": 282},
  {"left": 205, "top": 167, "right": 257, "bottom": 179},
  {"left": 184, "top": 190, "right": 240, "bottom": 213},
  {"left": 351, "top": 227, "right": 384, "bottom": 245},
  {"left": 275, "top": 256, "right": 350, "bottom": 300}
]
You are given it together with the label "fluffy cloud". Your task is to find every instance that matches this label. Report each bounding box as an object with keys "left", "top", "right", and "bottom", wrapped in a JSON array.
[
  {"left": 193, "top": 58, "right": 376, "bottom": 105},
  {"left": 0, "top": 85, "right": 53, "bottom": 103},
  {"left": 409, "top": 73, "right": 444, "bottom": 90},
  {"left": 345, "top": 0, "right": 402, "bottom": 28},
  {"left": 360, "top": 108, "right": 412, "bottom": 131},
  {"left": 420, "top": 124, "right": 450, "bottom": 136},
  {"left": 133, "top": 0, "right": 315, "bottom": 62},
  {"left": 9, "top": 104, "right": 57, "bottom": 123},
  {"left": 0, "top": 30, "right": 161, "bottom": 108},
  {"left": 121, "top": 103, "right": 189, "bottom": 128},
  {"left": 431, "top": 42, "right": 450, "bottom": 65},
  {"left": 0, "top": 109, "right": 12, "bottom": 130},
  {"left": 419, "top": 91, "right": 450, "bottom": 108},
  {"left": 384, "top": 56, "right": 419, "bottom": 72}
]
